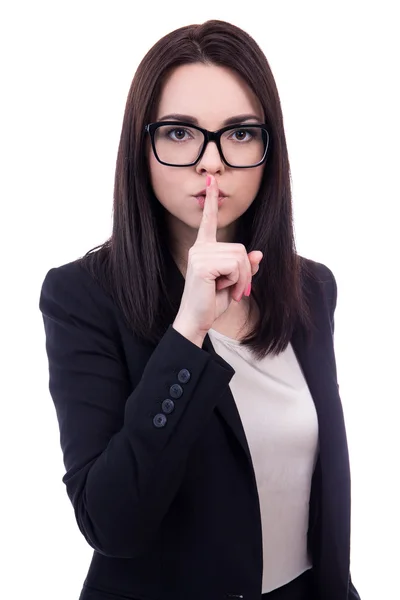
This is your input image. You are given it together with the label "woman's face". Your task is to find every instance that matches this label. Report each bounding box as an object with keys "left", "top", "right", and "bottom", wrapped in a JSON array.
[{"left": 147, "top": 63, "right": 266, "bottom": 255}]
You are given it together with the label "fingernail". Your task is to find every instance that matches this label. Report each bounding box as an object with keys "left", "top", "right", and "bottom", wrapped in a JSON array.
[
  {"left": 206, "top": 175, "right": 211, "bottom": 187},
  {"left": 244, "top": 283, "right": 252, "bottom": 296}
]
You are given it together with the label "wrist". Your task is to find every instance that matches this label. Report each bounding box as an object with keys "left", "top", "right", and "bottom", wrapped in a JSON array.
[{"left": 172, "top": 317, "right": 207, "bottom": 348}]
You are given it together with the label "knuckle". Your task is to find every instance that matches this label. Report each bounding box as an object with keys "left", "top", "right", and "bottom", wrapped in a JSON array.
[{"left": 240, "top": 254, "right": 249, "bottom": 269}]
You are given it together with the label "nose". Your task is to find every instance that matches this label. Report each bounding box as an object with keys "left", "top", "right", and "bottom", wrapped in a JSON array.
[{"left": 195, "top": 139, "right": 225, "bottom": 174}]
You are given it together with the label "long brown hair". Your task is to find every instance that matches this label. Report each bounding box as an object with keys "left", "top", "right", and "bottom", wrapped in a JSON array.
[{"left": 78, "top": 19, "right": 316, "bottom": 360}]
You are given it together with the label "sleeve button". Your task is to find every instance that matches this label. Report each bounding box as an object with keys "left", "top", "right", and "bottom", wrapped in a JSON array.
[
  {"left": 177, "top": 369, "right": 191, "bottom": 383},
  {"left": 153, "top": 413, "right": 167, "bottom": 428},
  {"left": 169, "top": 383, "right": 183, "bottom": 398},
  {"left": 162, "top": 399, "right": 175, "bottom": 414}
]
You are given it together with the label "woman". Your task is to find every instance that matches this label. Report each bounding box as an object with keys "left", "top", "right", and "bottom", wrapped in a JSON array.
[{"left": 39, "top": 19, "right": 361, "bottom": 600}]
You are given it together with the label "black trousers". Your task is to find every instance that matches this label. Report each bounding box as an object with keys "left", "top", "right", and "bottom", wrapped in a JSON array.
[{"left": 261, "top": 568, "right": 314, "bottom": 600}]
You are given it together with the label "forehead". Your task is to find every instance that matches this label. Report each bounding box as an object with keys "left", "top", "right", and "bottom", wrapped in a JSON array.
[{"left": 156, "top": 63, "right": 264, "bottom": 126}]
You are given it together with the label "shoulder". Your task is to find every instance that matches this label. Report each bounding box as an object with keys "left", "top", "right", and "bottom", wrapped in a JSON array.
[
  {"left": 40, "top": 258, "right": 91, "bottom": 291},
  {"left": 39, "top": 258, "right": 100, "bottom": 308},
  {"left": 38, "top": 256, "right": 119, "bottom": 340}
]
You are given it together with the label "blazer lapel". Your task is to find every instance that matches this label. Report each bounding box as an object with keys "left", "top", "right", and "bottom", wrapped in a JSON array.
[
  {"left": 203, "top": 332, "right": 254, "bottom": 463},
  {"left": 200, "top": 314, "right": 319, "bottom": 470}
]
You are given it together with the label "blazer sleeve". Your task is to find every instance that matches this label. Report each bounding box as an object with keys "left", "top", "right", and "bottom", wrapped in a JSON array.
[{"left": 39, "top": 265, "right": 235, "bottom": 559}]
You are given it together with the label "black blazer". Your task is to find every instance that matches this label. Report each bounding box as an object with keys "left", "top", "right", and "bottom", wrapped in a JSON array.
[{"left": 39, "top": 255, "right": 361, "bottom": 600}]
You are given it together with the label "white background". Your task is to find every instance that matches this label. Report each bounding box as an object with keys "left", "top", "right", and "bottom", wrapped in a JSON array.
[{"left": 1, "top": 2, "right": 398, "bottom": 599}]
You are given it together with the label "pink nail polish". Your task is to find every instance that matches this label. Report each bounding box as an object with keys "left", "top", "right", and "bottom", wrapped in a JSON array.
[
  {"left": 244, "top": 283, "right": 252, "bottom": 296},
  {"left": 206, "top": 175, "right": 211, "bottom": 187}
]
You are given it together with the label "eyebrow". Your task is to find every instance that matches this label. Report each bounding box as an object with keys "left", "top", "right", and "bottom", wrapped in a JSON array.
[{"left": 157, "top": 113, "right": 263, "bottom": 126}]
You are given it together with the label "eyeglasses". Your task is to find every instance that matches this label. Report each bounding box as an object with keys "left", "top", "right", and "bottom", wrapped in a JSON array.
[{"left": 144, "top": 121, "right": 270, "bottom": 168}]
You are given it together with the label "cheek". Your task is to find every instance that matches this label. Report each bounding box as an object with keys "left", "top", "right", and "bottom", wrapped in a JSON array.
[
  {"left": 240, "top": 168, "right": 264, "bottom": 198},
  {"left": 148, "top": 159, "right": 186, "bottom": 208},
  {"left": 148, "top": 154, "right": 168, "bottom": 192}
]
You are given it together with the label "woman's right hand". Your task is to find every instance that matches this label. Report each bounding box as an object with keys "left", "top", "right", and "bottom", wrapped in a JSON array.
[{"left": 173, "top": 174, "right": 263, "bottom": 339}]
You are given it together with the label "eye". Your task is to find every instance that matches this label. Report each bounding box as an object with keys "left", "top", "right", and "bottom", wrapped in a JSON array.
[
  {"left": 229, "top": 129, "right": 254, "bottom": 142},
  {"left": 165, "top": 127, "right": 193, "bottom": 142}
]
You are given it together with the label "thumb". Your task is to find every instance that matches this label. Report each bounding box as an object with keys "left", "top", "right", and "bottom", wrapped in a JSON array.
[
  {"left": 248, "top": 250, "right": 263, "bottom": 266},
  {"left": 248, "top": 251, "right": 263, "bottom": 277}
]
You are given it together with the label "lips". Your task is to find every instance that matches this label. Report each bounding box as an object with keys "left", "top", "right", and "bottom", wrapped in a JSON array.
[
  {"left": 196, "top": 195, "right": 226, "bottom": 209},
  {"left": 194, "top": 187, "right": 227, "bottom": 197},
  {"left": 195, "top": 194, "right": 226, "bottom": 199}
]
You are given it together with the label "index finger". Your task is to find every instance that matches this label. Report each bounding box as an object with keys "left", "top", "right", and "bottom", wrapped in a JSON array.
[{"left": 195, "top": 175, "right": 219, "bottom": 243}]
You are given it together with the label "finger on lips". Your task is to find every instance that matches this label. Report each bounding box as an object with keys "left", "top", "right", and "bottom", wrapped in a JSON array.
[{"left": 197, "top": 174, "right": 219, "bottom": 243}]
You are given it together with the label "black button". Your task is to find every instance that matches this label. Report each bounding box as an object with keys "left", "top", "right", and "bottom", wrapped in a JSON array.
[
  {"left": 177, "top": 368, "right": 191, "bottom": 383},
  {"left": 169, "top": 383, "right": 183, "bottom": 398},
  {"left": 153, "top": 413, "right": 167, "bottom": 428},
  {"left": 162, "top": 399, "right": 175, "bottom": 414}
]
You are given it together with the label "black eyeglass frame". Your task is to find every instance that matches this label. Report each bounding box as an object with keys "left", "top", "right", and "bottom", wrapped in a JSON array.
[{"left": 144, "top": 121, "right": 270, "bottom": 168}]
